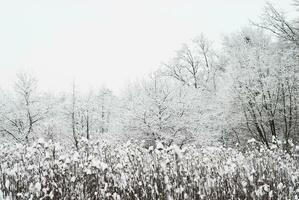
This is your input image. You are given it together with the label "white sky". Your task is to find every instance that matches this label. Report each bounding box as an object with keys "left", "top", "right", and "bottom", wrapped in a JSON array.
[{"left": 0, "top": 0, "right": 296, "bottom": 95}]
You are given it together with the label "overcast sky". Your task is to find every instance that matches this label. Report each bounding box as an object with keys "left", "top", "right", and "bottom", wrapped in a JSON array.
[{"left": 0, "top": 0, "right": 296, "bottom": 94}]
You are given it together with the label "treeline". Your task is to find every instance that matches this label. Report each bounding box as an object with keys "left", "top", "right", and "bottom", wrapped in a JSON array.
[{"left": 0, "top": 2, "right": 298, "bottom": 150}]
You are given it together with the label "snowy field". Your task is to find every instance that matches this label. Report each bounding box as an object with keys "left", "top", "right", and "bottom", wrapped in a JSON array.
[
  {"left": 0, "top": 1, "right": 298, "bottom": 200},
  {"left": 0, "top": 138, "right": 299, "bottom": 200}
]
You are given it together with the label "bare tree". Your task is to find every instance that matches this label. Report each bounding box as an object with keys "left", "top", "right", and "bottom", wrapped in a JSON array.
[
  {"left": 164, "top": 34, "right": 222, "bottom": 92},
  {"left": 122, "top": 73, "right": 198, "bottom": 147},
  {"left": 0, "top": 72, "right": 48, "bottom": 143},
  {"left": 71, "top": 81, "right": 79, "bottom": 149},
  {"left": 224, "top": 27, "right": 299, "bottom": 150},
  {"left": 254, "top": 2, "right": 299, "bottom": 46},
  {"left": 14, "top": 72, "right": 38, "bottom": 142},
  {"left": 77, "top": 91, "right": 96, "bottom": 140}
]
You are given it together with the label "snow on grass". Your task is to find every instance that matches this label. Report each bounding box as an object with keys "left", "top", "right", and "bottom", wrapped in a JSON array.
[{"left": 0, "top": 138, "right": 298, "bottom": 199}]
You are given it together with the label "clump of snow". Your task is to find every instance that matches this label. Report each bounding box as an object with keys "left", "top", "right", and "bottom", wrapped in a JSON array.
[{"left": 247, "top": 138, "right": 256, "bottom": 143}]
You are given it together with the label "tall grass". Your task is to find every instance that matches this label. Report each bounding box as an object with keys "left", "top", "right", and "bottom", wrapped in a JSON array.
[{"left": 0, "top": 138, "right": 298, "bottom": 200}]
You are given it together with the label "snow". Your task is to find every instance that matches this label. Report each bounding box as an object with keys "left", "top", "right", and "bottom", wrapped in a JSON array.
[{"left": 0, "top": 139, "right": 298, "bottom": 199}]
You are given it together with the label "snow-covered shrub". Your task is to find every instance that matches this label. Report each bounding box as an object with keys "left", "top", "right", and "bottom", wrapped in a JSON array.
[{"left": 0, "top": 138, "right": 298, "bottom": 199}]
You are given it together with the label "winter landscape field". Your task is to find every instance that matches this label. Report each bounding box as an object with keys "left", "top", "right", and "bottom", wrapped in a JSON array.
[
  {"left": 1, "top": 139, "right": 299, "bottom": 199},
  {"left": 0, "top": 0, "right": 299, "bottom": 199}
]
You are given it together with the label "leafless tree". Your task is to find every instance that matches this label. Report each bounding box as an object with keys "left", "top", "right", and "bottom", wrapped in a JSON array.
[
  {"left": 0, "top": 72, "right": 48, "bottom": 143},
  {"left": 253, "top": 2, "right": 299, "bottom": 46},
  {"left": 71, "top": 81, "right": 79, "bottom": 149},
  {"left": 164, "top": 34, "right": 221, "bottom": 92}
]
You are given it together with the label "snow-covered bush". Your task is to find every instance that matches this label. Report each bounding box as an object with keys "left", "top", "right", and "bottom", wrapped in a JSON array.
[{"left": 0, "top": 138, "right": 298, "bottom": 200}]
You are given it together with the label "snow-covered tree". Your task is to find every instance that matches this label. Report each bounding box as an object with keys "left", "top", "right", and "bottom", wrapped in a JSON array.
[
  {"left": 223, "top": 27, "right": 299, "bottom": 150},
  {"left": 122, "top": 72, "right": 220, "bottom": 147},
  {"left": 75, "top": 87, "right": 117, "bottom": 139},
  {"left": 0, "top": 72, "right": 50, "bottom": 143},
  {"left": 255, "top": 2, "right": 299, "bottom": 47},
  {"left": 164, "top": 34, "right": 224, "bottom": 93}
]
